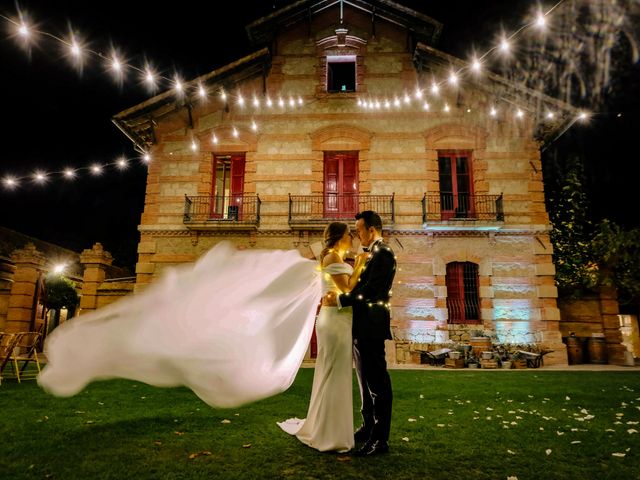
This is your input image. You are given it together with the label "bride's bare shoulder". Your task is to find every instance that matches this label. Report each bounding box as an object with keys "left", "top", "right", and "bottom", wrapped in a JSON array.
[{"left": 322, "top": 252, "right": 343, "bottom": 268}]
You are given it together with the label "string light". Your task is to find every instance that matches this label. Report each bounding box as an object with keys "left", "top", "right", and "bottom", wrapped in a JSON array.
[{"left": 0, "top": 0, "right": 607, "bottom": 190}]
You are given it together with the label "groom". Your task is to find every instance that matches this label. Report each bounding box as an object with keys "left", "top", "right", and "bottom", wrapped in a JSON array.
[{"left": 336, "top": 210, "right": 396, "bottom": 456}]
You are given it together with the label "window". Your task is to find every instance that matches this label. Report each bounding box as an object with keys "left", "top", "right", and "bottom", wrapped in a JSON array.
[
  {"left": 446, "top": 262, "right": 480, "bottom": 324},
  {"left": 324, "top": 151, "right": 358, "bottom": 218},
  {"left": 327, "top": 55, "right": 356, "bottom": 93},
  {"left": 211, "top": 154, "right": 245, "bottom": 220},
  {"left": 438, "top": 151, "right": 475, "bottom": 220}
]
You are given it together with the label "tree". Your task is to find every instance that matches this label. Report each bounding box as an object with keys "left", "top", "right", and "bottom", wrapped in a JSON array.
[
  {"left": 547, "top": 154, "right": 597, "bottom": 295},
  {"left": 591, "top": 219, "right": 640, "bottom": 307},
  {"left": 44, "top": 275, "right": 80, "bottom": 331}
]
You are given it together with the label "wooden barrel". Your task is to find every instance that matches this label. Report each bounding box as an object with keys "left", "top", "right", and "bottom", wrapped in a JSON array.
[
  {"left": 470, "top": 336, "right": 492, "bottom": 359},
  {"left": 566, "top": 335, "right": 583, "bottom": 365},
  {"left": 587, "top": 335, "right": 608, "bottom": 364}
]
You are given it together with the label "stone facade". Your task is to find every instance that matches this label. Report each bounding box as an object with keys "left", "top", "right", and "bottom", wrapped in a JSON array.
[{"left": 113, "top": 1, "right": 626, "bottom": 366}]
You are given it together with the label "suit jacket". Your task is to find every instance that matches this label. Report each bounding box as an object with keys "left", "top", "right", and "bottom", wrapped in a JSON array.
[{"left": 339, "top": 240, "right": 396, "bottom": 340}]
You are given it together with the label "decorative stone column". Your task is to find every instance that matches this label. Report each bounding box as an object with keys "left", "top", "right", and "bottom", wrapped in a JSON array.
[
  {"left": 6, "top": 244, "right": 46, "bottom": 333},
  {"left": 0, "top": 256, "right": 17, "bottom": 331},
  {"left": 599, "top": 284, "right": 631, "bottom": 365},
  {"left": 79, "top": 243, "right": 113, "bottom": 314}
]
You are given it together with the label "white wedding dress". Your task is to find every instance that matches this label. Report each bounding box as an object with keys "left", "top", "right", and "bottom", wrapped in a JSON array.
[
  {"left": 38, "top": 242, "right": 323, "bottom": 408},
  {"left": 277, "top": 262, "right": 355, "bottom": 453}
]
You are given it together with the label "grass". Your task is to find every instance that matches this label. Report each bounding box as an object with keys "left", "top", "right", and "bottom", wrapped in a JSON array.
[{"left": 1, "top": 368, "right": 640, "bottom": 479}]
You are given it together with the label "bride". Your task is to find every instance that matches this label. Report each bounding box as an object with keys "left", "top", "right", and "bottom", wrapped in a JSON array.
[{"left": 278, "top": 222, "right": 366, "bottom": 453}]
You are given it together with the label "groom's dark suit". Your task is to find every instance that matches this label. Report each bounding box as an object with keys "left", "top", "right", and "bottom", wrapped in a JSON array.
[{"left": 338, "top": 238, "right": 396, "bottom": 444}]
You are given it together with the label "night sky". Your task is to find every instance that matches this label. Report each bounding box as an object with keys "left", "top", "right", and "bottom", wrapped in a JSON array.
[{"left": 1, "top": 0, "right": 638, "bottom": 269}]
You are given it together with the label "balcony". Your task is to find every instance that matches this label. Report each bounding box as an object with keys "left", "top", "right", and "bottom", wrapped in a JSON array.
[
  {"left": 183, "top": 194, "right": 261, "bottom": 230},
  {"left": 288, "top": 193, "right": 395, "bottom": 229},
  {"left": 422, "top": 193, "right": 504, "bottom": 224}
]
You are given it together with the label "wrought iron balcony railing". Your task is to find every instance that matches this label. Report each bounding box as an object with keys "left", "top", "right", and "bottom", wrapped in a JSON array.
[
  {"left": 183, "top": 194, "right": 261, "bottom": 224},
  {"left": 421, "top": 193, "right": 504, "bottom": 222},
  {"left": 288, "top": 193, "right": 395, "bottom": 225}
]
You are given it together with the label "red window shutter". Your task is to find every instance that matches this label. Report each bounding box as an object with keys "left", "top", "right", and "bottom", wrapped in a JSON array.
[
  {"left": 446, "top": 263, "right": 465, "bottom": 322},
  {"left": 230, "top": 155, "right": 245, "bottom": 220}
]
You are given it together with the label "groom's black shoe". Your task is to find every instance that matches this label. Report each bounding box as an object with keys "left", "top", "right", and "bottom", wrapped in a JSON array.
[
  {"left": 354, "top": 440, "right": 389, "bottom": 457},
  {"left": 354, "top": 425, "right": 372, "bottom": 443}
]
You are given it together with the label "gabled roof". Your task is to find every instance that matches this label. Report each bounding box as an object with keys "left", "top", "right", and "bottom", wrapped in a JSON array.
[
  {"left": 246, "top": 0, "right": 442, "bottom": 47},
  {"left": 413, "top": 42, "right": 580, "bottom": 147}
]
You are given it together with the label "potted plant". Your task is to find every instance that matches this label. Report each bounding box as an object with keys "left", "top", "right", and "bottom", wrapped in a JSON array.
[{"left": 466, "top": 352, "right": 479, "bottom": 369}]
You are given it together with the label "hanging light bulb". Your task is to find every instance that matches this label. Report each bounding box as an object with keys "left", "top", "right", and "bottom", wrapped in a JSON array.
[
  {"left": 211, "top": 133, "right": 218, "bottom": 144},
  {"left": 91, "top": 164, "right": 103, "bottom": 175},
  {"left": 116, "top": 157, "right": 128, "bottom": 169},
  {"left": 232, "top": 127, "right": 239, "bottom": 138},
  {"left": 198, "top": 84, "right": 206, "bottom": 98},
  {"left": 63, "top": 168, "right": 76, "bottom": 178}
]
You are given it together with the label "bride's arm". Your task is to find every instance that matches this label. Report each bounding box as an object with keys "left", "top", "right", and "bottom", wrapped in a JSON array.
[{"left": 345, "top": 253, "right": 367, "bottom": 291}]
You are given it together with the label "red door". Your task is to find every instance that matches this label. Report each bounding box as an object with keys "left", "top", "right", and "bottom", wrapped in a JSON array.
[
  {"left": 324, "top": 151, "right": 358, "bottom": 218},
  {"left": 211, "top": 154, "right": 245, "bottom": 219},
  {"left": 438, "top": 152, "right": 474, "bottom": 220}
]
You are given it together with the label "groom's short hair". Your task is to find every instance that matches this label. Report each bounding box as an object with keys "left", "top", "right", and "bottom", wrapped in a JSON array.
[{"left": 356, "top": 210, "right": 383, "bottom": 232}]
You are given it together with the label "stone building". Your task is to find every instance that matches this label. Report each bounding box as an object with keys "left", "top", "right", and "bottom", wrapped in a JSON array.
[{"left": 111, "top": 0, "right": 627, "bottom": 366}]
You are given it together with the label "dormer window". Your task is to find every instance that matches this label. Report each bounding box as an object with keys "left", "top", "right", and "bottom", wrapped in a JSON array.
[{"left": 327, "top": 55, "right": 356, "bottom": 93}]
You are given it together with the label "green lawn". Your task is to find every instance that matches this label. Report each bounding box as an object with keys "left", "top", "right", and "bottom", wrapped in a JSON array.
[{"left": 1, "top": 369, "right": 640, "bottom": 479}]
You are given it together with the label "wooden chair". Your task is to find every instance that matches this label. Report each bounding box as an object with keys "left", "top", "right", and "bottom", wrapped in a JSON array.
[
  {"left": 0, "top": 332, "right": 42, "bottom": 383},
  {"left": 11, "top": 332, "right": 42, "bottom": 382},
  {"left": 0, "top": 332, "right": 21, "bottom": 385}
]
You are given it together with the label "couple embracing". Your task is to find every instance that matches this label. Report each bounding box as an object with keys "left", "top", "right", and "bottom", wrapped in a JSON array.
[{"left": 279, "top": 210, "right": 396, "bottom": 456}]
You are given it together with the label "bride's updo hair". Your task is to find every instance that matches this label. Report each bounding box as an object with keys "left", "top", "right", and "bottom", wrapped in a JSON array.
[{"left": 321, "top": 222, "right": 348, "bottom": 260}]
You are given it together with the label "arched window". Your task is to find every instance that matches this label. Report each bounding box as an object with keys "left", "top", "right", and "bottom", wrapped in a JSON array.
[{"left": 446, "top": 262, "right": 480, "bottom": 324}]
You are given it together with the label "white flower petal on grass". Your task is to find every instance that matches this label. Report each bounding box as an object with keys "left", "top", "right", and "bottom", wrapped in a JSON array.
[
  {"left": 503, "top": 425, "right": 510, "bottom": 429},
  {"left": 437, "top": 424, "right": 445, "bottom": 428},
  {"left": 556, "top": 431, "right": 565, "bottom": 436},
  {"left": 516, "top": 416, "right": 523, "bottom": 420},
  {"left": 221, "top": 419, "right": 231, "bottom": 424},
  {"left": 627, "top": 421, "right": 639, "bottom": 425},
  {"left": 507, "top": 450, "right": 516, "bottom": 455},
  {"left": 511, "top": 422, "right": 518, "bottom": 425},
  {"left": 612, "top": 452, "right": 626, "bottom": 457},
  {"left": 509, "top": 411, "right": 516, "bottom": 414},
  {"left": 486, "top": 407, "right": 494, "bottom": 411},
  {"left": 571, "top": 441, "right": 582, "bottom": 444},
  {"left": 616, "top": 413, "right": 624, "bottom": 417},
  {"left": 507, "top": 476, "right": 518, "bottom": 480},
  {"left": 419, "top": 416, "right": 424, "bottom": 419},
  {"left": 420, "top": 394, "right": 424, "bottom": 399},
  {"left": 408, "top": 418, "right": 417, "bottom": 422},
  {"left": 402, "top": 437, "right": 410, "bottom": 442},
  {"left": 546, "top": 449, "right": 552, "bottom": 456},
  {"left": 606, "top": 429, "right": 616, "bottom": 432},
  {"left": 627, "top": 429, "right": 638, "bottom": 434},
  {"left": 580, "top": 408, "right": 589, "bottom": 414},
  {"left": 539, "top": 427, "right": 544, "bottom": 431},
  {"left": 565, "top": 396, "right": 571, "bottom": 400},
  {"left": 615, "top": 421, "right": 623, "bottom": 425},
  {"left": 486, "top": 416, "right": 492, "bottom": 421}
]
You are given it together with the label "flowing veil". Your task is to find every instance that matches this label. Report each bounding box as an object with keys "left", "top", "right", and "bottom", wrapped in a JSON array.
[{"left": 38, "top": 242, "right": 322, "bottom": 408}]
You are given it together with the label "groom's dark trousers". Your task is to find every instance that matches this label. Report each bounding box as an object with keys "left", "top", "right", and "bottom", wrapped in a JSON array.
[{"left": 339, "top": 240, "right": 396, "bottom": 443}]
